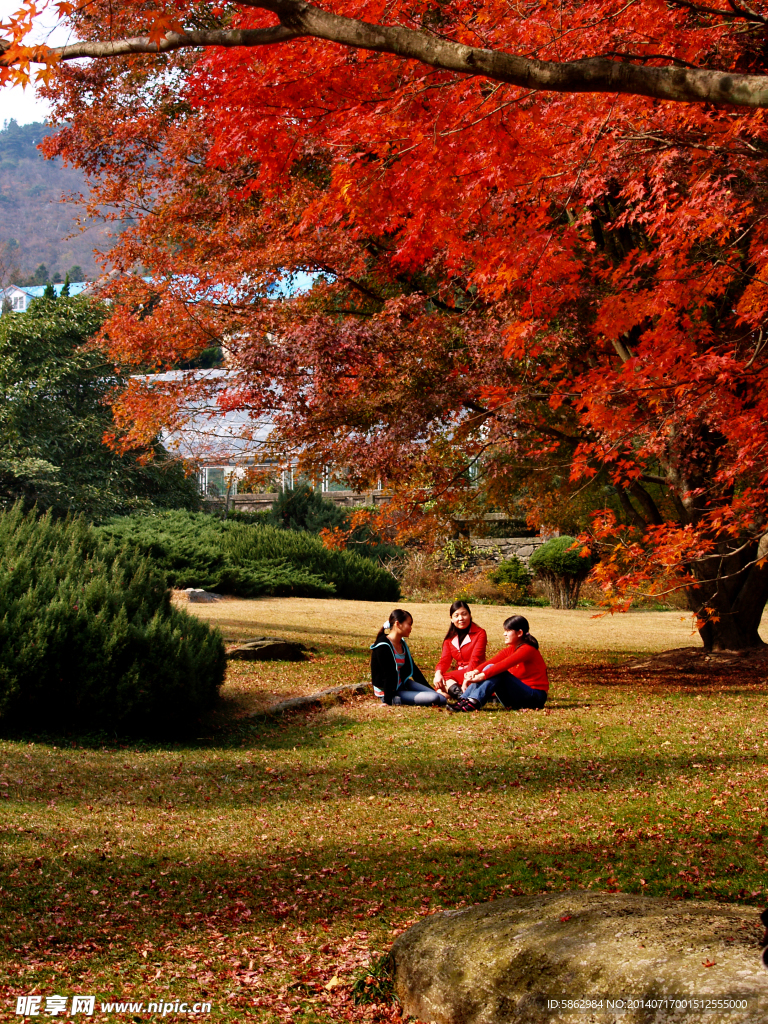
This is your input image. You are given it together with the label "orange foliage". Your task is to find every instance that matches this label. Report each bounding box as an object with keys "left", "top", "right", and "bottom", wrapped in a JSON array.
[
  {"left": 3, "top": 0, "right": 768, "bottom": 647},
  {"left": 318, "top": 526, "right": 349, "bottom": 551}
]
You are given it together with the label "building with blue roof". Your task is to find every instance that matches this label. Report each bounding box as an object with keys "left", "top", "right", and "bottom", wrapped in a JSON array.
[{"left": 1, "top": 282, "right": 90, "bottom": 313}]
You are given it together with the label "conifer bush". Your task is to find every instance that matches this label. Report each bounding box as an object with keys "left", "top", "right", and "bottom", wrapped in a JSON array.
[
  {"left": 244, "top": 485, "right": 402, "bottom": 563},
  {"left": 0, "top": 506, "right": 226, "bottom": 735},
  {"left": 529, "top": 535, "right": 595, "bottom": 609},
  {"left": 267, "top": 483, "right": 349, "bottom": 534},
  {"left": 97, "top": 511, "right": 400, "bottom": 601}
]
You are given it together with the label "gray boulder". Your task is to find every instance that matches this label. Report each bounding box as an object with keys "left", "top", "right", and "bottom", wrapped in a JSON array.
[
  {"left": 391, "top": 893, "right": 768, "bottom": 1023},
  {"left": 184, "top": 588, "right": 224, "bottom": 603},
  {"left": 227, "top": 637, "right": 310, "bottom": 662}
]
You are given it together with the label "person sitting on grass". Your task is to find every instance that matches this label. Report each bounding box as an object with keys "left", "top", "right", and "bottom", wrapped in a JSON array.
[
  {"left": 370, "top": 609, "right": 447, "bottom": 707},
  {"left": 448, "top": 614, "right": 548, "bottom": 712},
  {"left": 433, "top": 600, "right": 487, "bottom": 701}
]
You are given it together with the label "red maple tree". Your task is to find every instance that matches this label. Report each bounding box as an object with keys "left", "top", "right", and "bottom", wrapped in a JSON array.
[{"left": 2, "top": 1, "right": 768, "bottom": 648}]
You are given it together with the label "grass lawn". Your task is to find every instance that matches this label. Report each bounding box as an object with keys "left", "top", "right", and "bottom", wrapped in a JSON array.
[{"left": 3, "top": 599, "right": 768, "bottom": 1022}]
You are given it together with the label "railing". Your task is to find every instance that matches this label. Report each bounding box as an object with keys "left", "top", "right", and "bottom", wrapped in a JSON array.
[{"left": 203, "top": 489, "right": 390, "bottom": 512}]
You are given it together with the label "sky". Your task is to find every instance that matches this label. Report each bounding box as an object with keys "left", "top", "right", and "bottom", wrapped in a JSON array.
[{"left": 0, "top": 0, "right": 73, "bottom": 125}]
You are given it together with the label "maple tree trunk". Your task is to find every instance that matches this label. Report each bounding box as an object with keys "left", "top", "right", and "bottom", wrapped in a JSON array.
[{"left": 687, "top": 534, "right": 768, "bottom": 651}]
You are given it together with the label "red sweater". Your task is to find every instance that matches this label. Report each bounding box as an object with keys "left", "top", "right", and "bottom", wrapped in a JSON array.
[
  {"left": 477, "top": 641, "right": 549, "bottom": 692},
  {"left": 436, "top": 623, "right": 487, "bottom": 677}
]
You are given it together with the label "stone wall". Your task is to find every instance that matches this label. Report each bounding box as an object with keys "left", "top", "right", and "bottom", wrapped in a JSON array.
[{"left": 468, "top": 537, "right": 544, "bottom": 564}]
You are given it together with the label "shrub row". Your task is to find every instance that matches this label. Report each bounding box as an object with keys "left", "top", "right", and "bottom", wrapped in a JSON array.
[
  {"left": 97, "top": 511, "right": 401, "bottom": 601},
  {"left": 229, "top": 485, "right": 403, "bottom": 563},
  {"left": 0, "top": 506, "right": 226, "bottom": 735}
]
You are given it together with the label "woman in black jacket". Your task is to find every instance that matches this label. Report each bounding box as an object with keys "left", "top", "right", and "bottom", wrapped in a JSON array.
[{"left": 370, "top": 609, "right": 446, "bottom": 707}]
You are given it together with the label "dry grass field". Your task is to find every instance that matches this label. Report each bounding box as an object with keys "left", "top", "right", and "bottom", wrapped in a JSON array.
[
  {"left": 187, "top": 596, "right": 701, "bottom": 653},
  {"left": 186, "top": 597, "right": 708, "bottom": 718}
]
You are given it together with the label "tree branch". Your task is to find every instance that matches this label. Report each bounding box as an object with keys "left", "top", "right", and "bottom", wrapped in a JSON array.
[
  {"left": 668, "top": 0, "right": 767, "bottom": 23},
  {"left": 640, "top": 473, "right": 668, "bottom": 485},
  {"left": 4, "top": 0, "right": 768, "bottom": 108},
  {"left": 1, "top": 25, "right": 299, "bottom": 61},
  {"left": 629, "top": 480, "right": 664, "bottom": 525},
  {"left": 614, "top": 483, "right": 649, "bottom": 529}
]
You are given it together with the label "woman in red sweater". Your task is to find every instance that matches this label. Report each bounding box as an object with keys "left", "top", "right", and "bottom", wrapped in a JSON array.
[
  {"left": 450, "top": 614, "right": 548, "bottom": 712},
  {"left": 433, "top": 601, "right": 487, "bottom": 701}
]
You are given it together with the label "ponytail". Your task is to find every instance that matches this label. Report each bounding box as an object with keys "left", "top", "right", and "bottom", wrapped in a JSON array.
[
  {"left": 375, "top": 608, "right": 413, "bottom": 644},
  {"left": 503, "top": 614, "right": 539, "bottom": 650}
]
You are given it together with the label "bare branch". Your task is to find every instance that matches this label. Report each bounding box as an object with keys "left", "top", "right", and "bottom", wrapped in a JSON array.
[
  {"left": 629, "top": 480, "right": 664, "bottom": 525},
  {"left": 668, "top": 0, "right": 768, "bottom": 23},
  {"left": 640, "top": 473, "right": 669, "bottom": 485},
  {"left": 726, "top": 0, "right": 768, "bottom": 25}
]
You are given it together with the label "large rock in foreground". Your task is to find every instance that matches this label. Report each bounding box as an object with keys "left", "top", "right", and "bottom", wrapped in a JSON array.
[{"left": 391, "top": 893, "right": 768, "bottom": 1024}]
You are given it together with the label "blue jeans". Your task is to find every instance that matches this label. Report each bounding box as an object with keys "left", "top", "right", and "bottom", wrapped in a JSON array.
[
  {"left": 463, "top": 671, "right": 547, "bottom": 710},
  {"left": 392, "top": 680, "right": 447, "bottom": 706}
]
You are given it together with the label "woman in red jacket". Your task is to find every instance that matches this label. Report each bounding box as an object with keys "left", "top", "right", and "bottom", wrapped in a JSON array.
[
  {"left": 450, "top": 614, "right": 548, "bottom": 712},
  {"left": 433, "top": 601, "right": 487, "bottom": 701}
]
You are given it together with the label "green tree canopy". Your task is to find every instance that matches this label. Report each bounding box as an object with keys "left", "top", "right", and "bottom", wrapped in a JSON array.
[
  {"left": 0, "top": 294, "right": 200, "bottom": 519},
  {"left": 530, "top": 536, "right": 596, "bottom": 611}
]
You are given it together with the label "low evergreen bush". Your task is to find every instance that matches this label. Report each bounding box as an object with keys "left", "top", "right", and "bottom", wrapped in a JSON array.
[
  {"left": 254, "top": 485, "right": 402, "bottom": 563},
  {"left": 97, "top": 511, "right": 401, "bottom": 601},
  {"left": 529, "top": 535, "right": 595, "bottom": 609},
  {"left": 487, "top": 556, "right": 533, "bottom": 604},
  {"left": 0, "top": 506, "right": 226, "bottom": 735},
  {"left": 267, "top": 483, "right": 348, "bottom": 534}
]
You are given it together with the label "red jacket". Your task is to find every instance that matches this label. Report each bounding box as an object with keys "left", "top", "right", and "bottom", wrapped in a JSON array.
[
  {"left": 477, "top": 641, "right": 549, "bottom": 692},
  {"left": 436, "top": 623, "right": 487, "bottom": 677}
]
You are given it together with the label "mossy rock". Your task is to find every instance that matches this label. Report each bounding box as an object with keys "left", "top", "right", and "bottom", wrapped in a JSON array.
[{"left": 390, "top": 892, "right": 767, "bottom": 1024}]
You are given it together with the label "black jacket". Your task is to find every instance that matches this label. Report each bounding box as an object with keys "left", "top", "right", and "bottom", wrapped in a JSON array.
[{"left": 370, "top": 637, "right": 429, "bottom": 705}]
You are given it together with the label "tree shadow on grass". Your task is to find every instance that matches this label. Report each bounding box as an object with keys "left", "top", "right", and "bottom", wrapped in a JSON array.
[
  {"left": 0, "top": 827, "right": 764, "bottom": 969},
  {"left": 560, "top": 661, "right": 768, "bottom": 692},
  {"left": 0, "top": 717, "right": 765, "bottom": 812},
  {"left": 539, "top": 700, "right": 612, "bottom": 710}
]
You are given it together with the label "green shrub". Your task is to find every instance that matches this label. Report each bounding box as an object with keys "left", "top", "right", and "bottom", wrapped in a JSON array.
[
  {"left": 0, "top": 506, "right": 225, "bottom": 735},
  {"left": 97, "top": 511, "right": 400, "bottom": 601},
  {"left": 223, "top": 521, "right": 400, "bottom": 600},
  {"left": 261, "top": 486, "right": 403, "bottom": 563},
  {"left": 488, "top": 556, "right": 532, "bottom": 589},
  {"left": 484, "top": 556, "right": 533, "bottom": 605},
  {"left": 529, "top": 535, "right": 595, "bottom": 609},
  {"left": 224, "top": 509, "right": 273, "bottom": 527},
  {"left": 267, "top": 484, "right": 348, "bottom": 533}
]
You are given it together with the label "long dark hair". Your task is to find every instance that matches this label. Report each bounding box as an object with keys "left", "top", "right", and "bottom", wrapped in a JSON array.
[
  {"left": 444, "top": 600, "right": 473, "bottom": 641},
  {"left": 375, "top": 608, "right": 413, "bottom": 644},
  {"left": 503, "top": 614, "right": 539, "bottom": 650}
]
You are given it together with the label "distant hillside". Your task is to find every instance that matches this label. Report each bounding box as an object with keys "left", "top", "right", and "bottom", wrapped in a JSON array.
[{"left": 0, "top": 120, "right": 114, "bottom": 284}]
